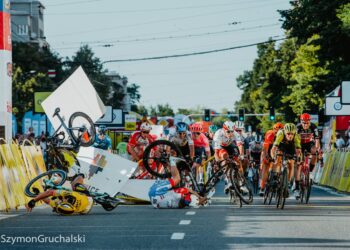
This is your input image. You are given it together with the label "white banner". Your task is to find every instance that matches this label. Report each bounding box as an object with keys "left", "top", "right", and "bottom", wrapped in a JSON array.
[
  {"left": 96, "top": 106, "right": 113, "bottom": 123},
  {"left": 341, "top": 81, "right": 350, "bottom": 104},
  {"left": 77, "top": 147, "right": 137, "bottom": 196},
  {"left": 0, "top": 51, "right": 12, "bottom": 139},
  {"left": 41, "top": 66, "right": 106, "bottom": 130},
  {"left": 325, "top": 97, "right": 350, "bottom": 116}
]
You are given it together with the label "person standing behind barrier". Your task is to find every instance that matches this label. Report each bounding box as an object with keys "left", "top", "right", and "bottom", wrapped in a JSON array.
[{"left": 335, "top": 132, "right": 346, "bottom": 149}]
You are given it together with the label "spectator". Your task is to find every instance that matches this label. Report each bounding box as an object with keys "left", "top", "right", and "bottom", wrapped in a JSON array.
[
  {"left": 335, "top": 132, "right": 345, "bottom": 149},
  {"left": 345, "top": 121, "right": 350, "bottom": 139}
]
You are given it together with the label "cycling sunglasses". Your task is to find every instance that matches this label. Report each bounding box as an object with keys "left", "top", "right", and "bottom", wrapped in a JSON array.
[
  {"left": 194, "top": 132, "right": 201, "bottom": 135},
  {"left": 141, "top": 131, "right": 150, "bottom": 134},
  {"left": 226, "top": 130, "right": 234, "bottom": 134},
  {"left": 286, "top": 132, "right": 294, "bottom": 136}
]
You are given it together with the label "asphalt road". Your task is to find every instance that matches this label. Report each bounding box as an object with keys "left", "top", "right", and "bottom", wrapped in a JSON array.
[{"left": 0, "top": 183, "right": 350, "bottom": 250}]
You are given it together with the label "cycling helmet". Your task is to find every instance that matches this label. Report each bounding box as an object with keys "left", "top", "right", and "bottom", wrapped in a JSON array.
[
  {"left": 98, "top": 125, "right": 107, "bottom": 135},
  {"left": 208, "top": 125, "right": 218, "bottom": 134},
  {"left": 233, "top": 121, "right": 245, "bottom": 130},
  {"left": 190, "top": 123, "right": 203, "bottom": 133},
  {"left": 273, "top": 122, "right": 284, "bottom": 130},
  {"left": 300, "top": 113, "right": 311, "bottom": 121},
  {"left": 56, "top": 202, "right": 75, "bottom": 215},
  {"left": 176, "top": 122, "right": 188, "bottom": 133},
  {"left": 223, "top": 121, "right": 235, "bottom": 131},
  {"left": 140, "top": 122, "right": 152, "bottom": 132},
  {"left": 284, "top": 123, "right": 296, "bottom": 134}
]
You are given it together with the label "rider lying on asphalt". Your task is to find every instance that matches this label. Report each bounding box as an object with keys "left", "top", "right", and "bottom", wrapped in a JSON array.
[
  {"left": 26, "top": 173, "right": 93, "bottom": 215},
  {"left": 148, "top": 157, "right": 207, "bottom": 209}
]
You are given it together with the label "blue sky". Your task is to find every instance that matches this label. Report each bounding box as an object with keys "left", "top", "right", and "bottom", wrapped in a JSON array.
[{"left": 40, "top": 0, "right": 291, "bottom": 112}]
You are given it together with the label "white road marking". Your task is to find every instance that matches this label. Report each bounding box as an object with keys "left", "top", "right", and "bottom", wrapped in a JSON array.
[
  {"left": 179, "top": 220, "right": 191, "bottom": 225},
  {"left": 171, "top": 233, "right": 185, "bottom": 240},
  {"left": 0, "top": 214, "right": 19, "bottom": 221},
  {"left": 186, "top": 211, "right": 196, "bottom": 215}
]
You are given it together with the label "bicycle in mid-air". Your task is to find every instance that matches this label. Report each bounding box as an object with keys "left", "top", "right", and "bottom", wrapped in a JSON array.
[
  {"left": 46, "top": 107, "right": 96, "bottom": 172},
  {"left": 24, "top": 169, "right": 126, "bottom": 212},
  {"left": 142, "top": 140, "right": 253, "bottom": 207}
]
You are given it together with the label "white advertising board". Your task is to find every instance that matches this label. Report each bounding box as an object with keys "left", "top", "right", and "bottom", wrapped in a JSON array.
[
  {"left": 95, "top": 106, "right": 113, "bottom": 123},
  {"left": 341, "top": 81, "right": 350, "bottom": 104},
  {"left": 0, "top": 51, "right": 12, "bottom": 139},
  {"left": 325, "top": 97, "right": 350, "bottom": 116},
  {"left": 41, "top": 66, "right": 106, "bottom": 130},
  {"left": 77, "top": 147, "right": 137, "bottom": 196}
]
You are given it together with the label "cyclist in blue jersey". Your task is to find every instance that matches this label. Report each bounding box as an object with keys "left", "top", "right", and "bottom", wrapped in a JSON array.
[{"left": 93, "top": 125, "right": 112, "bottom": 152}]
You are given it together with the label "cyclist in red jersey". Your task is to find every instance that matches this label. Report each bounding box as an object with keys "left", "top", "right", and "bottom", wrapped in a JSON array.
[
  {"left": 127, "top": 122, "right": 156, "bottom": 178},
  {"left": 190, "top": 123, "right": 211, "bottom": 184},
  {"left": 259, "top": 122, "right": 284, "bottom": 196},
  {"left": 127, "top": 122, "right": 155, "bottom": 162},
  {"left": 294, "top": 113, "right": 320, "bottom": 197}
]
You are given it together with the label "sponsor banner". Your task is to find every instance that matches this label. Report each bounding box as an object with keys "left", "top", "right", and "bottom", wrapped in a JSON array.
[
  {"left": 125, "top": 114, "right": 137, "bottom": 131},
  {"left": 34, "top": 92, "right": 52, "bottom": 113},
  {"left": 0, "top": 0, "right": 11, "bottom": 12},
  {"left": 77, "top": 147, "right": 136, "bottom": 196},
  {"left": 41, "top": 66, "right": 105, "bottom": 130},
  {"left": 0, "top": 12, "right": 12, "bottom": 51},
  {"left": 325, "top": 97, "right": 350, "bottom": 116},
  {"left": 96, "top": 106, "right": 113, "bottom": 123},
  {"left": 0, "top": 50, "right": 12, "bottom": 140}
]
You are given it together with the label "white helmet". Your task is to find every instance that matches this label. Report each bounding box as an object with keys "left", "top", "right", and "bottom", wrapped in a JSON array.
[
  {"left": 233, "top": 121, "right": 245, "bottom": 130},
  {"left": 223, "top": 121, "right": 235, "bottom": 131},
  {"left": 140, "top": 122, "right": 152, "bottom": 132},
  {"left": 189, "top": 194, "right": 200, "bottom": 208}
]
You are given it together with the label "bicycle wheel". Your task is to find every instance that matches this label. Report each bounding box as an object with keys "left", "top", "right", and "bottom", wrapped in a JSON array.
[
  {"left": 24, "top": 170, "right": 67, "bottom": 197},
  {"left": 229, "top": 166, "right": 253, "bottom": 205},
  {"left": 68, "top": 112, "right": 96, "bottom": 147},
  {"left": 143, "top": 140, "right": 183, "bottom": 179},
  {"left": 263, "top": 185, "right": 269, "bottom": 205},
  {"left": 280, "top": 168, "right": 288, "bottom": 209},
  {"left": 305, "top": 172, "right": 312, "bottom": 204}
]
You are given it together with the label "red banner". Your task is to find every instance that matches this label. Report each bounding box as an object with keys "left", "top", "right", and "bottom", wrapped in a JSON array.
[{"left": 0, "top": 12, "right": 12, "bottom": 51}]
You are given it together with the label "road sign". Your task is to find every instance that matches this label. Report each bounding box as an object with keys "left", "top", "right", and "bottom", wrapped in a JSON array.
[{"left": 34, "top": 92, "right": 52, "bottom": 113}]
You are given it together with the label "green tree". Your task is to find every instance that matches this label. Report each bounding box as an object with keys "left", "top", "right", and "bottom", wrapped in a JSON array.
[
  {"left": 282, "top": 35, "right": 329, "bottom": 115},
  {"left": 149, "top": 104, "right": 174, "bottom": 116},
  {"left": 12, "top": 66, "right": 48, "bottom": 119},
  {"left": 337, "top": 3, "right": 350, "bottom": 34}
]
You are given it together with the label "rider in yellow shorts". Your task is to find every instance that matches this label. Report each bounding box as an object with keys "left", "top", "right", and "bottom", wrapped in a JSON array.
[
  {"left": 26, "top": 175, "right": 93, "bottom": 215},
  {"left": 270, "top": 123, "right": 301, "bottom": 197}
]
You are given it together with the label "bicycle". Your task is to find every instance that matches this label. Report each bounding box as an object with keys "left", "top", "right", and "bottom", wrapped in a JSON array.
[
  {"left": 299, "top": 151, "right": 312, "bottom": 204},
  {"left": 275, "top": 153, "right": 295, "bottom": 209},
  {"left": 142, "top": 140, "right": 253, "bottom": 207},
  {"left": 24, "top": 169, "right": 125, "bottom": 212},
  {"left": 46, "top": 108, "right": 96, "bottom": 172}
]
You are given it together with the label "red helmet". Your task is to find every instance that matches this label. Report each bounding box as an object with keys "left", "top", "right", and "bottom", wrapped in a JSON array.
[
  {"left": 273, "top": 122, "right": 284, "bottom": 130},
  {"left": 190, "top": 123, "right": 203, "bottom": 133},
  {"left": 300, "top": 113, "right": 311, "bottom": 121}
]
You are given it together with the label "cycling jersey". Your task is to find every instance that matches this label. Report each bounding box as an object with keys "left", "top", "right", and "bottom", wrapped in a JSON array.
[
  {"left": 213, "top": 129, "right": 241, "bottom": 150},
  {"left": 192, "top": 133, "right": 210, "bottom": 152},
  {"left": 93, "top": 135, "right": 112, "bottom": 150},
  {"left": 296, "top": 123, "right": 319, "bottom": 144},
  {"left": 249, "top": 141, "right": 262, "bottom": 162},
  {"left": 263, "top": 130, "right": 275, "bottom": 149},
  {"left": 127, "top": 132, "right": 156, "bottom": 158},
  {"left": 168, "top": 131, "right": 194, "bottom": 147},
  {"left": 148, "top": 179, "right": 191, "bottom": 208},
  {"left": 274, "top": 130, "right": 301, "bottom": 149},
  {"left": 49, "top": 189, "right": 93, "bottom": 214}
]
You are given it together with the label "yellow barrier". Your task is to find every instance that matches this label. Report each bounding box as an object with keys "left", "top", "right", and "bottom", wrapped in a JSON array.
[
  {"left": 0, "top": 139, "right": 47, "bottom": 211},
  {"left": 319, "top": 149, "right": 350, "bottom": 192}
]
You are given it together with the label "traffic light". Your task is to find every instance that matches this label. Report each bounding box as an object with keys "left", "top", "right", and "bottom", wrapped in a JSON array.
[
  {"left": 269, "top": 107, "right": 275, "bottom": 121},
  {"left": 204, "top": 109, "right": 211, "bottom": 121},
  {"left": 238, "top": 108, "right": 245, "bottom": 121}
]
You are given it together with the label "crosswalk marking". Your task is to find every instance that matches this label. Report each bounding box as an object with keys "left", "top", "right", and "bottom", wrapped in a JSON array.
[{"left": 171, "top": 233, "right": 185, "bottom": 240}]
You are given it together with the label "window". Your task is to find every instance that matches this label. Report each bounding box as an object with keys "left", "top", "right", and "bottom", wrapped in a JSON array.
[{"left": 18, "top": 24, "right": 28, "bottom": 35}]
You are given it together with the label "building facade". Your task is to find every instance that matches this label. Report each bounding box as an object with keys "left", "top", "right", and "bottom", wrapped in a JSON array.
[
  {"left": 106, "top": 71, "right": 131, "bottom": 111},
  {"left": 10, "top": 0, "right": 47, "bottom": 47}
]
